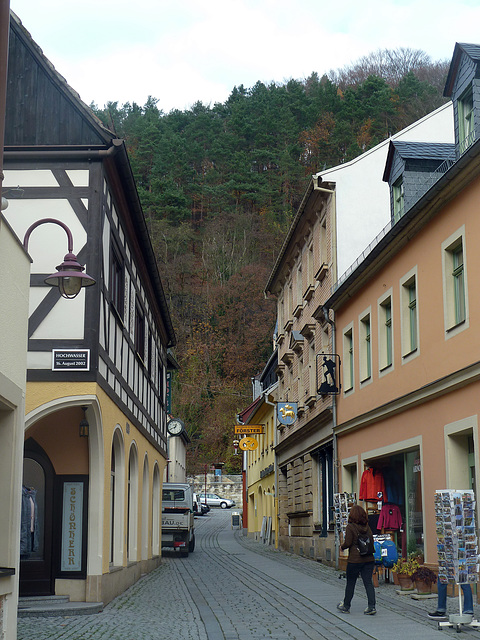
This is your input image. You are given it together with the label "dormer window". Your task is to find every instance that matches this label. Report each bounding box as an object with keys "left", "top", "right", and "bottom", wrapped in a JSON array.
[
  {"left": 459, "top": 87, "right": 475, "bottom": 154},
  {"left": 393, "top": 178, "right": 404, "bottom": 223}
]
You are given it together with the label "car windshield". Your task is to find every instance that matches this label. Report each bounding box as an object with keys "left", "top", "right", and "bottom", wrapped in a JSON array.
[{"left": 163, "top": 489, "right": 185, "bottom": 501}]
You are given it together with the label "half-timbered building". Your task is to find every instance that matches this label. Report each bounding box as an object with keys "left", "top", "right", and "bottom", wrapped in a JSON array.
[{"left": 2, "top": 12, "right": 175, "bottom": 605}]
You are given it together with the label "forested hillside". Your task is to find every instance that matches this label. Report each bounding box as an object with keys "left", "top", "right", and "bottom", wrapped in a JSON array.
[{"left": 94, "top": 48, "right": 449, "bottom": 473}]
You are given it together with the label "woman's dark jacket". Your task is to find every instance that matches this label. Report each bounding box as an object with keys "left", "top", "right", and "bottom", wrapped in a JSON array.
[{"left": 340, "top": 522, "right": 374, "bottom": 563}]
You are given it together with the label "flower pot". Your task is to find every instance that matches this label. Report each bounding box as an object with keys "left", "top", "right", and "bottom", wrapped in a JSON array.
[
  {"left": 415, "top": 579, "right": 432, "bottom": 595},
  {"left": 397, "top": 574, "right": 415, "bottom": 591}
]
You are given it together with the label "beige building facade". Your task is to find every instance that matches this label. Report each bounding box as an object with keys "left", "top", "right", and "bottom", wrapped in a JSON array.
[{"left": 326, "top": 42, "right": 480, "bottom": 569}]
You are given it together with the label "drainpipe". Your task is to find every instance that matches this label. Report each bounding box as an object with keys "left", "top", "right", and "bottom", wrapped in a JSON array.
[{"left": 323, "top": 305, "right": 339, "bottom": 568}]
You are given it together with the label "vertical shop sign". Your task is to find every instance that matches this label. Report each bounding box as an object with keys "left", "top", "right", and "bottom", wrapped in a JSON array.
[
  {"left": 166, "top": 371, "right": 172, "bottom": 414},
  {"left": 60, "top": 482, "right": 84, "bottom": 572}
]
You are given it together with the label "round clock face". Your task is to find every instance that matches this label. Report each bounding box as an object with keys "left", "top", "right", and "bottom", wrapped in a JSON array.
[{"left": 167, "top": 419, "right": 183, "bottom": 435}]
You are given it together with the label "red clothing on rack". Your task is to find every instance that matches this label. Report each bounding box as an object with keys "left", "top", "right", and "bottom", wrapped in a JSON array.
[
  {"left": 377, "top": 504, "right": 403, "bottom": 530},
  {"left": 359, "top": 468, "right": 387, "bottom": 502}
]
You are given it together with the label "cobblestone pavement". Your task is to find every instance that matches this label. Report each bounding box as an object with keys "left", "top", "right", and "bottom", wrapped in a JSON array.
[{"left": 17, "top": 510, "right": 480, "bottom": 639}]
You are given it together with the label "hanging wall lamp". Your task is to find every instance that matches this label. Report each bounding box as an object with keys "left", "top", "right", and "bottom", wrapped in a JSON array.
[
  {"left": 23, "top": 218, "right": 96, "bottom": 299},
  {"left": 79, "top": 406, "right": 89, "bottom": 438}
]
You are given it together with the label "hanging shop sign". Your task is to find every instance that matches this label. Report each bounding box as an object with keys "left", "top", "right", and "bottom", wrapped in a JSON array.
[
  {"left": 277, "top": 402, "right": 297, "bottom": 426},
  {"left": 238, "top": 437, "right": 259, "bottom": 451},
  {"left": 317, "top": 353, "right": 340, "bottom": 395},
  {"left": 52, "top": 349, "right": 90, "bottom": 371},
  {"left": 234, "top": 425, "right": 264, "bottom": 435}
]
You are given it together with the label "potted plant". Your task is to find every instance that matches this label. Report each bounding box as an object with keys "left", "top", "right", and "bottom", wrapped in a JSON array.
[
  {"left": 411, "top": 566, "right": 437, "bottom": 595},
  {"left": 392, "top": 557, "right": 420, "bottom": 591}
]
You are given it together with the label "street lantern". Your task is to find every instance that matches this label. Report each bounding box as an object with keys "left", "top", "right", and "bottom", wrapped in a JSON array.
[{"left": 23, "top": 217, "right": 96, "bottom": 299}]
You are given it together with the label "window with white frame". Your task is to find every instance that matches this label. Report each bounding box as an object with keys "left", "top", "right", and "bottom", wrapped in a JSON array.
[
  {"left": 359, "top": 311, "right": 372, "bottom": 383},
  {"left": 393, "top": 178, "right": 404, "bottom": 223},
  {"left": 459, "top": 87, "right": 475, "bottom": 154},
  {"left": 378, "top": 293, "right": 393, "bottom": 372},
  {"left": 343, "top": 325, "right": 354, "bottom": 392},
  {"left": 400, "top": 270, "right": 418, "bottom": 358},
  {"left": 442, "top": 229, "right": 468, "bottom": 336}
]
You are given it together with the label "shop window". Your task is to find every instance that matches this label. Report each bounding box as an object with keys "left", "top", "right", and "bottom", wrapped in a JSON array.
[
  {"left": 127, "top": 445, "right": 138, "bottom": 562},
  {"left": 316, "top": 446, "right": 334, "bottom": 536},
  {"left": 342, "top": 462, "right": 358, "bottom": 495},
  {"left": 141, "top": 457, "right": 149, "bottom": 560},
  {"left": 110, "top": 430, "right": 124, "bottom": 567},
  {"left": 152, "top": 464, "right": 161, "bottom": 556}
]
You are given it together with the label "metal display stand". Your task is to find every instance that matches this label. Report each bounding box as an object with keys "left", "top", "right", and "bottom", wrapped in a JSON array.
[
  {"left": 435, "top": 490, "right": 480, "bottom": 632},
  {"left": 438, "top": 589, "right": 480, "bottom": 632}
]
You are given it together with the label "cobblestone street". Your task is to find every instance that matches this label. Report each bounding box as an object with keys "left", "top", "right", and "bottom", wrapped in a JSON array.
[{"left": 18, "top": 509, "right": 480, "bottom": 639}]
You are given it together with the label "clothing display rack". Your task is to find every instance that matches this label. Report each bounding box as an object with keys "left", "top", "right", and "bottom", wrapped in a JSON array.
[{"left": 435, "top": 490, "right": 480, "bottom": 632}]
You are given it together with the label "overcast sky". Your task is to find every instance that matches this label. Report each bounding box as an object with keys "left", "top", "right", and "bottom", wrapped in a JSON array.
[{"left": 9, "top": 0, "right": 480, "bottom": 114}]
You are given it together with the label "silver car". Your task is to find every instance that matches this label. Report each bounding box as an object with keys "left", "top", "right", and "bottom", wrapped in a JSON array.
[{"left": 197, "top": 493, "right": 235, "bottom": 509}]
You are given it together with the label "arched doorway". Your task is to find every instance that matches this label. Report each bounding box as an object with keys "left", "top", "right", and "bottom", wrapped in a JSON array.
[{"left": 20, "top": 439, "right": 55, "bottom": 596}]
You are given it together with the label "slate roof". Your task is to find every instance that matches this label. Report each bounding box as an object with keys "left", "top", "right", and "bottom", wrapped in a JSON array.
[
  {"left": 444, "top": 43, "right": 480, "bottom": 98},
  {"left": 383, "top": 141, "right": 456, "bottom": 182}
]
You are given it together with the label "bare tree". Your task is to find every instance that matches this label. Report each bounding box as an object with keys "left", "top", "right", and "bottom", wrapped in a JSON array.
[{"left": 329, "top": 47, "right": 443, "bottom": 88}]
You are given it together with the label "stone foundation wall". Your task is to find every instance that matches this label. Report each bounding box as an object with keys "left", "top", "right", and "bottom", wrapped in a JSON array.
[{"left": 188, "top": 473, "right": 243, "bottom": 508}]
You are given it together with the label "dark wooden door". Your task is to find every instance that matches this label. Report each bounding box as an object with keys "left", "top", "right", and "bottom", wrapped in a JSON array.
[{"left": 20, "top": 440, "right": 55, "bottom": 596}]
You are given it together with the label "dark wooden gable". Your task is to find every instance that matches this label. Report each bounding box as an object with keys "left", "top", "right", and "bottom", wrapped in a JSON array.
[{"left": 5, "top": 12, "right": 112, "bottom": 147}]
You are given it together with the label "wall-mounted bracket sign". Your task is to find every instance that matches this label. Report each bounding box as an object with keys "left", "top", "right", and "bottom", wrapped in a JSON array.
[
  {"left": 234, "top": 425, "right": 264, "bottom": 435},
  {"left": 238, "top": 437, "right": 259, "bottom": 450},
  {"left": 52, "top": 349, "right": 90, "bottom": 371}
]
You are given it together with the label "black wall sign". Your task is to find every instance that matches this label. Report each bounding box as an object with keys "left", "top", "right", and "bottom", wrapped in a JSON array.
[{"left": 52, "top": 349, "right": 90, "bottom": 371}]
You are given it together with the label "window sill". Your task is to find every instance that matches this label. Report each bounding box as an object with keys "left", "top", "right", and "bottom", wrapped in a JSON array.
[
  {"left": 293, "top": 304, "right": 303, "bottom": 319},
  {"left": 303, "top": 284, "right": 315, "bottom": 301},
  {"left": 402, "top": 348, "right": 418, "bottom": 359},
  {"left": 360, "top": 375, "right": 371, "bottom": 383},
  {"left": 446, "top": 319, "right": 466, "bottom": 333},
  {"left": 379, "top": 363, "right": 392, "bottom": 373}
]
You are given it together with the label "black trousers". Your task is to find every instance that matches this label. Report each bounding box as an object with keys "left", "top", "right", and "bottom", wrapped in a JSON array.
[{"left": 343, "top": 561, "right": 375, "bottom": 609}]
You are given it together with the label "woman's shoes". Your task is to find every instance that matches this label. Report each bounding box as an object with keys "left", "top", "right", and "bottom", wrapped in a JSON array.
[
  {"left": 337, "top": 602, "right": 350, "bottom": 613},
  {"left": 364, "top": 607, "right": 377, "bottom": 615}
]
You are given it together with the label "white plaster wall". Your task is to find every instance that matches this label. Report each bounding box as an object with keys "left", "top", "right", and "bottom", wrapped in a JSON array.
[
  {"left": 0, "top": 215, "right": 30, "bottom": 386},
  {"left": 316, "top": 103, "right": 454, "bottom": 279},
  {"left": 0, "top": 214, "right": 30, "bottom": 640}
]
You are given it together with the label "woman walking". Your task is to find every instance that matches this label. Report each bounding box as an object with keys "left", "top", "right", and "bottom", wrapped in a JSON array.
[{"left": 337, "top": 504, "right": 376, "bottom": 615}]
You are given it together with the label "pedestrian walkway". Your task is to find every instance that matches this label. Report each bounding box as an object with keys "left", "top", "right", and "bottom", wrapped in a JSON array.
[{"left": 17, "top": 509, "right": 479, "bottom": 639}]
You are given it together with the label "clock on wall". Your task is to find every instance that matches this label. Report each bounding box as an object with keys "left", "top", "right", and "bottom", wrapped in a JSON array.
[{"left": 167, "top": 418, "right": 184, "bottom": 436}]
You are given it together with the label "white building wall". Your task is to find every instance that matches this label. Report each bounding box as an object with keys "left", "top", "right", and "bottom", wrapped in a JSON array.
[
  {"left": 0, "top": 214, "right": 30, "bottom": 640},
  {"left": 316, "top": 103, "right": 454, "bottom": 279}
]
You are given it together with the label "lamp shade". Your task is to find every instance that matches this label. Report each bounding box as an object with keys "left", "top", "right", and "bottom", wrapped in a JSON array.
[{"left": 44, "top": 252, "right": 96, "bottom": 299}]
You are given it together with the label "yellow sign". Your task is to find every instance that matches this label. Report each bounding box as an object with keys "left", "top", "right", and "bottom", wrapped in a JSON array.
[
  {"left": 238, "top": 437, "right": 259, "bottom": 450},
  {"left": 234, "top": 425, "right": 264, "bottom": 435}
]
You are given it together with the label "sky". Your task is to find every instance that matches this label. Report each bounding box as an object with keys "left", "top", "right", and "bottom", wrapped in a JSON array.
[{"left": 9, "top": 0, "right": 480, "bottom": 114}]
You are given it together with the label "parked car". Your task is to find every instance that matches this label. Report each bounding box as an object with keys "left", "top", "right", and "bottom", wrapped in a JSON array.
[
  {"left": 197, "top": 493, "right": 235, "bottom": 509},
  {"left": 193, "top": 493, "right": 210, "bottom": 516}
]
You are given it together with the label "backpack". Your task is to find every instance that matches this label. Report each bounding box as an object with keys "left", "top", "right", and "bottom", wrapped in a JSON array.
[{"left": 356, "top": 527, "right": 375, "bottom": 556}]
